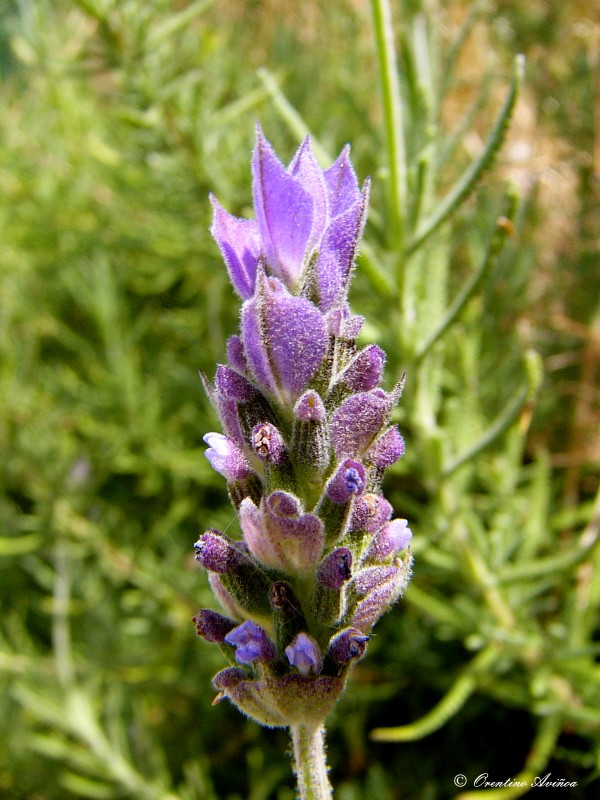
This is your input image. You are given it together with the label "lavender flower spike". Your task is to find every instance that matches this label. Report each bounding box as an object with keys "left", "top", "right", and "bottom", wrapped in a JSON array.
[{"left": 195, "top": 129, "right": 414, "bottom": 797}]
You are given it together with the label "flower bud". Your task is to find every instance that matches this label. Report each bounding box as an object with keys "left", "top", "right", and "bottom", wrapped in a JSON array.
[
  {"left": 195, "top": 531, "right": 273, "bottom": 620},
  {"left": 326, "top": 306, "right": 364, "bottom": 340},
  {"left": 367, "top": 425, "right": 405, "bottom": 470},
  {"left": 251, "top": 422, "right": 288, "bottom": 464},
  {"left": 312, "top": 547, "right": 353, "bottom": 626},
  {"left": 327, "top": 627, "right": 370, "bottom": 665},
  {"left": 194, "top": 530, "right": 243, "bottom": 573},
  {"left": 348, "top": 559, "right": 413, "bottom": 633},
  {"left": 335, "top": 344, "right": 385, "bottom": 394},
  {"left": 290, "top": 391, "right": 331, "bottom": 482},
  {"left": 331, "top": 389, "right": 394, "bottom": 459},
  {"left": 319, "top": 460, "right": 366, "bottom": 547},
  {"left": 317, "top": 547, "right": 353, "bottom": 589},
  {"left": 193, "top": 609, "right": 238, "bottom": 643},
  {"left": 349, "top": 493, "right": 393, "bottom": 534}
]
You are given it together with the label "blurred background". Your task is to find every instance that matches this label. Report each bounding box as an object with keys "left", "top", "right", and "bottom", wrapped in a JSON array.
[{"left": 0, "top": 1, "right": 598, "bottom": 798}]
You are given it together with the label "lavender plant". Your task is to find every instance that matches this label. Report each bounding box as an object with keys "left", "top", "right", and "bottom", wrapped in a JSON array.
[{"left": 194, "top": 126, "right": 413, "bottom": 798}]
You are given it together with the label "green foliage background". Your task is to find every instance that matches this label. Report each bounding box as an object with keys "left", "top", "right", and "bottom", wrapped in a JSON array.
[{"left": 1, "top": 1, "right": 598, "bottom": 798}]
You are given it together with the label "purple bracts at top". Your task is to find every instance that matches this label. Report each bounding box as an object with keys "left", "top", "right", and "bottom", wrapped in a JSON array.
[
  {"left": 212, "top": 124, "right": 369, "bottom": 306},
  {"left": 210, "top": 196, "right": 261, "bottom": 299},
  {"left": 196, "top": 128, "right": 413, "bottom": 731}
]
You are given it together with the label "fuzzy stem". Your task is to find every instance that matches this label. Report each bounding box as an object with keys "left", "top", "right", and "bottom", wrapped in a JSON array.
[{"left": 290, "top": 724, "right": 332, "bottom": 800}]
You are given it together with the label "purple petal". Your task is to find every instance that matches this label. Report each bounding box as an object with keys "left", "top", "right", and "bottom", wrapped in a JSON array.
[
  {"left": 203, "top": 432, "right": 253, "bottom": 480},
  {"left": 288, "top": 137, "right": 328, "bottom": 254},
  {"left": 314, "top": 183, "right": 369, "bottom": 312},
  {"left": 331, "top": 389, "right": 393, "bottom": 458},
  {"left": 240, "top": 286, "right": 278, "bottom": 397},
  {"left": 252, "top": 127, "right": 314, "bottom": 288},
  {"left": 285, "top": 632, "right": 323, "bottom": 676},
  {"left": 210, "top": 195, "right": 261, "bottom": 298},
  {"left": 368, "top": 518, "right": 413, "bottom": 561},
  {"left": 324, "top": 145, "right": 361, "bottom": 218},
  {"left": 242, "top": 275, "right": 327, "bottom": 404},
  {"left": 224, "top": 620, "right": 277, "bottom": 664}
]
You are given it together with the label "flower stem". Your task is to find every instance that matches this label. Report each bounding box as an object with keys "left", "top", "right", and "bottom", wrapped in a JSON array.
[
  {"left": 370, "top": 0, "right": 407, "bottom": 257},
  {"left": 290, "top": 724, "right": 332, "bottom": 800}
]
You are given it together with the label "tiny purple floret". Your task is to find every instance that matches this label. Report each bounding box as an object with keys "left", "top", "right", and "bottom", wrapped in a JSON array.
[
  {"left": 328, "top": 628, "right": 370, "bottom": 664},
  {"left": 203, "top": 432, "right": 253, "bottom": 481},
  {"left": 285, "top": 632, "right": 323, "bottom": 676},
  {"left": 326, "top": 459, "right": 366, "bottom": 504},
  {"left": 224, "top": 620, "right": 277, "bottom": 665}
]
